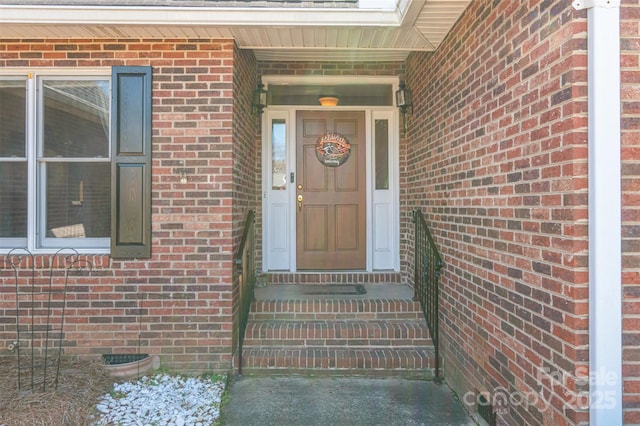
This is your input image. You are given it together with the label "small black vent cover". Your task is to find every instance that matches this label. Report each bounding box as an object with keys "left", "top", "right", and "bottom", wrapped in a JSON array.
[{"left": 102, "top": 354, "right": 149, "bottom": 365}]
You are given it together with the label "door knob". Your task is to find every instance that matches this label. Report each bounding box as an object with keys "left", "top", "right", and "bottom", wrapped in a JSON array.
[{"left": 297, "top": 194, "right": 303, "bottom": 211}]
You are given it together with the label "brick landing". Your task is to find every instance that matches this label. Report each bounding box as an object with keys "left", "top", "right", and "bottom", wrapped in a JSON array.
[
  {"left": 262, "top": 272, "right": 402, "bottom": 285},
  {"left": 240, "top": 284, "right": 435, "bottom": 378}
]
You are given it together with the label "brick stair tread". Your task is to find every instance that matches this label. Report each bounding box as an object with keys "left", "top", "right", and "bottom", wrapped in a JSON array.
[
  {"left": 240, "top": 347, "right": 435, "bottom": 374},
  {"left": 243, "top": 320, "right": 432, "bottom": 347},
  {"left": 249, "top": 299, "right": 423, "bottom": 321}
]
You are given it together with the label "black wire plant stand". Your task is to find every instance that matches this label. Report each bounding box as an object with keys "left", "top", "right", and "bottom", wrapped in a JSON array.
[{"left": 5, "top": 248, "right": 92, "bottom": 392}]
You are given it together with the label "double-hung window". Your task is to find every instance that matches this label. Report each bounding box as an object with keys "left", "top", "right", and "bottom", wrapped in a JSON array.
[
  {"left": 1, "top": 67, "right": 152, "bottom": 257},
  {"left": 1, "top": 73, "right": 110, "bottom": 251}
]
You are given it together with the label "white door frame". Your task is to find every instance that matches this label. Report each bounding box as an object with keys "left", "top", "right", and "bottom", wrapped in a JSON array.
[{"left": 261, "top": 75, "right": 400, "bottom": 272}]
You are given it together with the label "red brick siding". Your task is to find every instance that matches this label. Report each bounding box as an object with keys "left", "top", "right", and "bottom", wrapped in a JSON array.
[
  {"left": 258, "top": 61, "right": 405, "bottom": 77},
  {"left": 405, "top": 1, "right": 589, "bottom": 425},
  {"left": 231, "top": 44, "right": 258, "bottom": 357},
  {"left": 622, "top": 0, "right": 640, "bottom": 423},
  {"left": 0, "top": 38, "right": 241, "bottom": 373}
]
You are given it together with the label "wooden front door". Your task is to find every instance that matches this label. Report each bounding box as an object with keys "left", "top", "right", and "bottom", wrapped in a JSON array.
[{"left": 296, "top": 111, "right": 366, "bottom": 270}]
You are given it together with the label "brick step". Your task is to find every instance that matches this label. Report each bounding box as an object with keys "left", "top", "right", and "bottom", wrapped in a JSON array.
[
  {"left": 249, "top": 299, "right": 423, "bottom": 321},
  {"left": 243, "top": 320, "right": 432, "bottom": 348},
  {"left": 262, "top": 272, "right": 402, "bottom": 285},
  {"left": 239, "top": 347, "right": 435, "bottom": 378}
]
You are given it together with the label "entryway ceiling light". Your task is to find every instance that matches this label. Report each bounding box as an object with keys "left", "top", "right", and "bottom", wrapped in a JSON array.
[{"left": 319, "top": 96, "right": 339, "bottom": 107}]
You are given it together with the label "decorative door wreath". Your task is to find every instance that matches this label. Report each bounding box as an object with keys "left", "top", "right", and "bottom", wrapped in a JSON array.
[{"left": 315, "top": 132, "right": 351, "bottom": 167}]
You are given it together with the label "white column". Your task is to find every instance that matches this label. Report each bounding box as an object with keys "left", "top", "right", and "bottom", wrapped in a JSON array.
[{"left": 572, "top": 0, "right": 622, "bottom": 424}]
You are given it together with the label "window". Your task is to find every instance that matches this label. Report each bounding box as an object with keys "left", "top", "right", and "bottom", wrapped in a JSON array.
[
  {"left": 271, "top": 119, "right": 287, "bottom": 190},
  {"left": 0, "top": 79, "right": 27, "bottom": 243},
  {"left": 374, "top": 119, "right": 389, "bottom": 190},
  {"left": 0, "top": 67, "right": 152, "bottom": 257},
  {"left": 42, "top": 78, "right": 112, "bottom": 247},
  {"left": 0, "top": 75, "right": 111, "bottom": 250}
]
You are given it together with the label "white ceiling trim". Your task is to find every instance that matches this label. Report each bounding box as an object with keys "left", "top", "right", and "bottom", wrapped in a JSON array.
[{"left": 0, "top": 4, "right": 403, "bottom": 27}]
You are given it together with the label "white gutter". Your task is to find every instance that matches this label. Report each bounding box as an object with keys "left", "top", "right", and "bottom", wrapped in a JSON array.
[
  {"left": 0, "top": 3, "right": 406, "bottom": 27},
  {"left": 572, "top": 0, "right": 622, "bottom": 425}
]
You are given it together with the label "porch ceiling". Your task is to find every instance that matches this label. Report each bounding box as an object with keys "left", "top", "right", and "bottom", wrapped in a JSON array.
[{"left": 0, "top": 0, "right": 471, "bottom": 61}]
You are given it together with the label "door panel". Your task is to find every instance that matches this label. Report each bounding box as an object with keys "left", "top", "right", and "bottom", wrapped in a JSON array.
[
  {"left": 303, "top": 144, "right": 328, "bottom": 191},
  {"left": 335, "top": 204, "right": 359, "bottom": 250},
  {"left": 335, "top": 145, "right": 359, "bottom": 192},
  {"left": 296, "top": 111, "right": 366, "bottom": 270},
  {"left": 303, "top": 206, "right": 328, "bottom": 251}
]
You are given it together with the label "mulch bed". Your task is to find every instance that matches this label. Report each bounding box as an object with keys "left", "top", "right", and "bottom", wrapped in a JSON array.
[{"left": 0, "top": 354, "right": 116, "bottom": 426}]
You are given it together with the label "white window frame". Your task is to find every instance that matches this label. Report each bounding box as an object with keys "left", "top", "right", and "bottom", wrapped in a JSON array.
[{"left": 0, "top": 68, "right": 112, "bottom": 254}]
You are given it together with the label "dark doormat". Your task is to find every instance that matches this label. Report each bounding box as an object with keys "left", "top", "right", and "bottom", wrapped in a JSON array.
[{"left": 302, "top": 284, "right": 367, "bottom": 295}]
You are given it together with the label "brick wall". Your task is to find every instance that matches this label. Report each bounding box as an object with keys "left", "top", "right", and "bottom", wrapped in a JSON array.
[
  {"left": 0, "top": 38, "right": 242, "bottom": 373},
  {"left": 622, "top": 0, "right": 640, "bottom": 423},
  {"left": 405, "top": 1, "right": 590, "bottom": 424},
  {"left": 257, "top": 61, "right": 405, "bottom": 77},
  {"left": 231, "top": 44, "right": 258, "bottom": 358}
]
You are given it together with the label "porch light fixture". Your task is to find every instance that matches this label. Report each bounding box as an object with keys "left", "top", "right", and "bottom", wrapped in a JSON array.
[
  {"left": 319, "top": 96, "right": 339, "bottom": 107},
  {"left": 252, "top": 81, "right": 268, "bottom": 115},
  {"left": 396, "top": 81, "right": 413, "bottom": 135}
]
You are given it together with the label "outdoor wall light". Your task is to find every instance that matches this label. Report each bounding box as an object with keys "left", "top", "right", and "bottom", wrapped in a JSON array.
[
  {"left": 396, "top": 81, "right": 413, "bottom": 135},
  {"left": 252, "top": 81, "right": 268, "bottom": 115}
]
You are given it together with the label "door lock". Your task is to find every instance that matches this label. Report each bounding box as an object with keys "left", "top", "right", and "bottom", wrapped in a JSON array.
[{"left": 297, "top": 194, "right": 303, "bottom": 211}]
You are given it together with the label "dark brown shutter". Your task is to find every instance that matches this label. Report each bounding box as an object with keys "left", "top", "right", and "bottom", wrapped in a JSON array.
[{"left": 110, "top": 66, "right": 152, "bottom": 259}]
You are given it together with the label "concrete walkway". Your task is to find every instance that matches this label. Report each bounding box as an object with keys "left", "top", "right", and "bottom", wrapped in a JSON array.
[{"left": 222, "top": 376, "right": 476, "bottom": 426}]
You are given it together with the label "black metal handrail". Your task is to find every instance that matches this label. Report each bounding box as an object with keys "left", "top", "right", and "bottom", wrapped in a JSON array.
[
  {"left": 413, "top": 209, "right": 444, "bottom": 382},
  {"left": 234, "top": 209, "right": 256, "bottom": 374}
]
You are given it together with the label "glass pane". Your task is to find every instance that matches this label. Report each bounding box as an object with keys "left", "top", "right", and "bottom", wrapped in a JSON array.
[
  {"left": 0, "top": 79, "right": 26, "bottom": 157},
  {"left": 0, "top": 162, "right": 27, "bottom": 238},
  {"left": 272, "top": 119, "right": 287, "bottom": 190},
  {"left": 42, "top": 79, "right": 109, "bottom": 158},
  {"left": 45, "top": 162, "right": 110, "bottom": 239},
  {"left": 375, "top": 119, "right": 389, "bottom": 190},
  {"left": 268, "top": 84, "right": 393, "bottom": 106}
]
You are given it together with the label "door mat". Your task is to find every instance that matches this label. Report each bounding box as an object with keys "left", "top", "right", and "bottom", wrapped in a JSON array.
[{"left": 302, "top": 284, "right": 367, "bottom": 295}]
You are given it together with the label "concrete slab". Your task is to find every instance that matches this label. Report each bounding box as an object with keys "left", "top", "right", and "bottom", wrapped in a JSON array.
[{"left": 222, "top": 376, "right": 476, "bottom": 426}]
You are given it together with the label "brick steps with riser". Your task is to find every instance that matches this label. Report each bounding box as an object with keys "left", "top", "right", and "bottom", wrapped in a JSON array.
[
  {"left": 241, "top": 290, "right": 435, "bottom": 378},
  {"left": 249, "top": 299, "right": 423, "bottom": 321},
  {"left": 261, "top": 272, "right": 401, "bottom": 285},
  {"left": 244, "top": 320, "right": 432, "bottom": 347},
  {"left": 240, "top": 347, "right": 435, "bottom": 378}
]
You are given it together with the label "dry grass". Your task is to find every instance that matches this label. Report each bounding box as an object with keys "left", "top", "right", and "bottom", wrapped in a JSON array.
[{"left": 0, "top": 354, "right": 116, "bottom": 426}]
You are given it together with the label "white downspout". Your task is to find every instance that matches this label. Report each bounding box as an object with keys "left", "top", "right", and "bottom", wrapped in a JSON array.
[{"left": 572, "top": 0, "right": 622, "bottom": 424}]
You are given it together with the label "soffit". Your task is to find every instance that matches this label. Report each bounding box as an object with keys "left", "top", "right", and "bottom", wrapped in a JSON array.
[{"left": 0, "top": 0, "right": 472, "bottom": 61}]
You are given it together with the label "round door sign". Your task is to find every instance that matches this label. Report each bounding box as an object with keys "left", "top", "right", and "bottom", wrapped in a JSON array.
[{"left": 315, "top": 132, "right": 351, "bottom": 167}]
